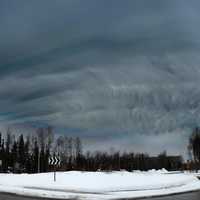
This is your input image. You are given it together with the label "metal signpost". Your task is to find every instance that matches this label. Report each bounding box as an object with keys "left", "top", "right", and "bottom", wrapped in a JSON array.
[{"left": 48, "top": 155, "right": 61, "bottom": 182}]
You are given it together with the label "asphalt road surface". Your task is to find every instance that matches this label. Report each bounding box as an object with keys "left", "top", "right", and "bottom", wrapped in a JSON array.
[
  {"left": 0, "top": 193, "right": 60, "bottom": 200},
  {"left": 134, "top": 191, "right": 200, "bottom": 200},
  {"left": 0, "top": 191, "right": 200, "bottom": 200}
]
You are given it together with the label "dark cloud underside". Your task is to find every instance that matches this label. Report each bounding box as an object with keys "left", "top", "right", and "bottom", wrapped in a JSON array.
[{"left": 0, "top": 0, "right": 200, "bottom": 155}]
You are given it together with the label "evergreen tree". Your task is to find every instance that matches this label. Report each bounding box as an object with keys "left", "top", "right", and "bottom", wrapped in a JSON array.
[
  {"left": 11, "top": 140, "right": 18, "bottom": 170},
  {"left": 24, "top": 136, "right": 31, "bottom": 172},
  {"left": 189, "top": 127, "right": 200, "bottom": 162},
  {"left": 5, "top": 131, "right": 12, "bottom": 170},
  {"left": 18, "top": 134, "right": 25, "bottom": 169},
  {"left": 1, "top": 139, "right": 6, "bottom": 172},
  {"left": 33, "top": 139, "right": 39, "bottom": 173},
  {"left": 0, "top": 132, "right": 2, "bottom": 147}
]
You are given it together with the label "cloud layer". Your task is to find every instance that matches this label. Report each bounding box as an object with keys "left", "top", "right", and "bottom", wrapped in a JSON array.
[{"left": 0, "top": 0, "right": 200, "bottom": 155}]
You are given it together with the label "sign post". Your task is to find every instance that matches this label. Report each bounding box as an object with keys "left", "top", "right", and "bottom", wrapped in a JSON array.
[
  {"left": 48, "top": 155, "right": 61, "bottom": 182},
  {"left": 54, "top": 165, "right": 56, "bottom": 182}
]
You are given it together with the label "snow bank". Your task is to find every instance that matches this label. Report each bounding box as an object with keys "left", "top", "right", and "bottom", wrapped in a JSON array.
[{"left": 0, "top": 171, "right": 199, "bottom": 199}]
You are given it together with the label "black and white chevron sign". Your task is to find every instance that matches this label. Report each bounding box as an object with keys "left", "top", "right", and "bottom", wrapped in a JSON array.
[{"left": 48, "top": 156, "right": 61, "bottom": 166}]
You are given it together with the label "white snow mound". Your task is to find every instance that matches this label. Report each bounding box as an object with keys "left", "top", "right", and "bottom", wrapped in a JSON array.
[{"left": 0, "top": 171, "right": 199, "bottom": 200}]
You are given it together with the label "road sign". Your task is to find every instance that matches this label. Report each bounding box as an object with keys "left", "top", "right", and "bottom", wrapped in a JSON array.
[
  {"left": 48, "top": 155, "right": 61, "bottom": 182},
  {"left": 48, "top": 156, "right": 61, "bottom": 166}
]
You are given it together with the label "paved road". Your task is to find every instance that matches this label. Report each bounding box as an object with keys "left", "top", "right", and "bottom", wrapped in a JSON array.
[
  {"left": 0, "top": 193, "right": 60, "bottom": 200},
  {"left": 134, "top": 191, "right": 200, "bottom": 200},
  {"left": 0, "top": 191, "right": 200, "bottom": 200}
]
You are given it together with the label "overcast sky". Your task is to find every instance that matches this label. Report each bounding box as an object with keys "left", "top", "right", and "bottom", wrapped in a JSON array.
[{"left": 1, "top": 0, "right": 200, "bottom": 157}]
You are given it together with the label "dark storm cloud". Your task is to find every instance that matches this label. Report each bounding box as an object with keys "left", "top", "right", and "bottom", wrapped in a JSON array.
[{"left": 1, "top": 0, "right": 200, "bottom": 154}]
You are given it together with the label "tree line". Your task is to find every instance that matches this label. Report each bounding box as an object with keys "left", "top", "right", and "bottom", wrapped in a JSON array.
[
  {"left": 0, "top": 127, "right": 82, "bottom": 173},
  {"left": 75, "top": 150, "right": 182, "bottom": 171},
  {"left": 0, "top": 126, "right": 186, "bottom": 173}
]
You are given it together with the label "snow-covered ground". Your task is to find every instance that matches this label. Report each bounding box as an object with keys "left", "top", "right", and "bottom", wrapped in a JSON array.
[{"left": 0, "top": 170, "right": 199, "bottom": 199}]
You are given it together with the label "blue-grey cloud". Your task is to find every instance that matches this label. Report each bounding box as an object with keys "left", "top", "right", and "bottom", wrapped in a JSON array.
[{"left": 0, "top": 0, "right": 200, "bottom": 155}]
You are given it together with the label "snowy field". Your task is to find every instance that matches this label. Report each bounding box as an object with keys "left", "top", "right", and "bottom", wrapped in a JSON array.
[{"left": 0, "top": 170, "right": 199, "bottom": 199}]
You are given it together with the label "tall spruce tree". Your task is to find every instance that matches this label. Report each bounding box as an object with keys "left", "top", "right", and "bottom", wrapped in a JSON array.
[{"left": 18, "top": 134, "right": 25, "bottom": 169}]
